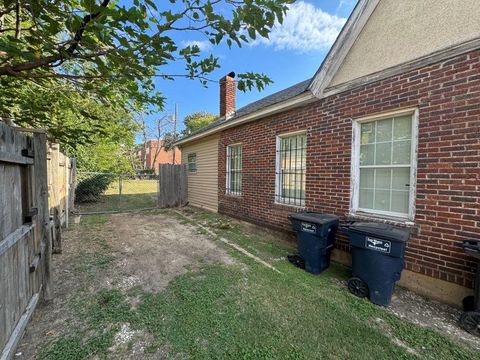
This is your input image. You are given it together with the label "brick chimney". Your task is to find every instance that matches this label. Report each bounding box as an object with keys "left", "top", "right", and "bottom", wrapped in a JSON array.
[{"left": 219, "top": 72, "right": 236, "bottom": 119}]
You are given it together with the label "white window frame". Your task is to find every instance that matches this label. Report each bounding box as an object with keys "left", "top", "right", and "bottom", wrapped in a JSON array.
[
  {"left": 226, "top": 143, "right": 243, "bottom": 195},
  {"left": 350, "top": 108, "right": 419, "bottom": 221},
  {"left": 187, "top": 153, "right": 197, "bottom": 173},
  {"left": 275, "top": 130, "right": 307, "bottom": 207}
]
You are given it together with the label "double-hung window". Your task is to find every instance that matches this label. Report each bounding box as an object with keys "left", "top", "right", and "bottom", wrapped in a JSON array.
[
  {"left": 275, "top": 132, "right": 307, "bottom": 206},
  {"left": 226, "top": 144, "right": 242, "bottom": 195},
  {"left": 353, "top": 111, "right": 417, "bottom": 219},
  {"left": 187, "top": 153, "right": 197, "bottom": 173}
]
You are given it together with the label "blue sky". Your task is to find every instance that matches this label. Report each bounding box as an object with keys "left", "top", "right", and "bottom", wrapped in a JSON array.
[{"left": 144, "top": 0, "right": 357, "bottom": 137}]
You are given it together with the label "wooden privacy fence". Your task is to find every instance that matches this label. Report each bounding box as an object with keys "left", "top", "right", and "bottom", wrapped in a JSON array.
[
  {"left": 0, "top": 123, "right": 74, "bottom": 360},
  {"left": 158, "top": 164, "right": 188, "bottom": 208},
  {"left": 47, "top": 143, "right": 76, "bottom": 253}
]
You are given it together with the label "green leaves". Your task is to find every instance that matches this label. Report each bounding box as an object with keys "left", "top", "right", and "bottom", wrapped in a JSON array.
[
  {"left": 237, "top": 72, "right": 273, "bottom": 92},
  {"left": 0, "top": 0, "right": 291, "bottom": 148},
  {"left": 182, "top": 111, "right": 217, "bottom": 136}
]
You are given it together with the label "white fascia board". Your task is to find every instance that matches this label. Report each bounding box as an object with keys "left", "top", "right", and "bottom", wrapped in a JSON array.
[
  {"left": 308, "top": 0, "right": 380, "bottom": 97},
  {"left": 175, "top": 92, "right": 316, "bottom": 146}
]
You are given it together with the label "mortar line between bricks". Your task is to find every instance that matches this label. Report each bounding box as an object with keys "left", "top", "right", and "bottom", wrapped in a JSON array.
[{"left": 174, "top": 210, "right": 283, "bottom": 274}]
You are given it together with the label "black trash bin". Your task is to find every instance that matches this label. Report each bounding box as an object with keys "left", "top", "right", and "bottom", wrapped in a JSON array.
[
  {"left": 346, "top": 222, "right": 410, "bottom": 306},
  {"left": 288, "top": 212, "right": 339, "bottom": 274},
  {"left": 459, "top": 239, "right": 480, "bottom": 337}
]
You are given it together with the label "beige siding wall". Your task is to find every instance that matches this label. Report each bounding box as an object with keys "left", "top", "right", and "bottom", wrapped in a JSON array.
[
  {"left": 330, "top": 0, "right": 480, "bottom": 87},
  {"left": 181, "top": 135, "right": 219, "bottom": 212}
]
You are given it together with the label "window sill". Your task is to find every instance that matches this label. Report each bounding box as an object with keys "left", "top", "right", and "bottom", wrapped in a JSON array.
[
  {"left": 347, "top": 212, "right": 418, "bottom": 233},
  {"left": 225, "top": 192, "right": 242, "bottom": 198},
  {"left": 273, "top": 201, "right": 306, "bottom": 210}
]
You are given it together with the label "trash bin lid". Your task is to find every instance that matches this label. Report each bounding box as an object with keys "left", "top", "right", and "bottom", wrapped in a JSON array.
[
  {"left": 463, "top": 240, "right": 480, "bottom": 259},
  {"left": 349, "top": 222, "right": 410, "bottom": 242},
  {"left": 288, "top": 212, "right": 339, "bottom": 225}
]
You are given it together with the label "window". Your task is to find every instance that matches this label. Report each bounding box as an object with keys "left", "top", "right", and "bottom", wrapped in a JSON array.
[
  {"left": 187, "top": 153, "right": 197, "bottom": 173},
  {"left": 352, "top": 111, "right": 417, "bottom": 219},
  {"left": 226, "top": 144, "right": 242, "bottom": 195},
  {"left": 275, "top": 132, "right": 307, "bottom": 206}
]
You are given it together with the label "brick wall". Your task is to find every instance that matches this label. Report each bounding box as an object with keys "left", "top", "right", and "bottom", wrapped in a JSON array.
[
  {"left": 218, "top": 50, "right": 480, "bottom": 288},
  {"left": 139, "top": 140, "right": 181, "bottom": 173}
]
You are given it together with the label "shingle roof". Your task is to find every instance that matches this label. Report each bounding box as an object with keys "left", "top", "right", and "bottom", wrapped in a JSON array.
[{"left": 178, "top": 78, "right": 312, "bottom": 142}]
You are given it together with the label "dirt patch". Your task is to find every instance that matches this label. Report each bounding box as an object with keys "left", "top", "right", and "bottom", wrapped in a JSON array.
[
  {"left": 15, "top": 211, "right": 235, "bottom": 359},
  {"left": 102, "top": 213, "right": 235, "bottom": 292},
  {"left": 389, "top": 286, "right": 480, "bottom": 350},
  {"left": 333, "top": 277, "right": 479, "bottom": 350}
]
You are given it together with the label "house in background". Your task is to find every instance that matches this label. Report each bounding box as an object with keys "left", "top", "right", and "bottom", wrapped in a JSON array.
[
  {"left": 175, "top": 0, "right": 480, "bottom": 305},
  {"left": 136, "top": 139, "right": 181, "bottom": 174}
]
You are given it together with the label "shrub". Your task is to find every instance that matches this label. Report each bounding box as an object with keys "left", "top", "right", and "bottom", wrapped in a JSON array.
[{"left": 75, "top": 174, "right": 116, "bottom": 203}]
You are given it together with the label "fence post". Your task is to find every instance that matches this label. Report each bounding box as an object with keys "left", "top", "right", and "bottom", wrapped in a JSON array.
[
  {"left": 69, "top": 158, "right": 76, "bottom": 212},
  {"left": 33, "top": 132, "right": 52, "bottom": 300}
]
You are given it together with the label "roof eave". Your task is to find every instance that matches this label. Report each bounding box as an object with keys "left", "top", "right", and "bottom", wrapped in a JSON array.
[
  {"left": 174, "top": 91, "right": 316, "bottom": 146},
  {"left": 308, "top": 0, "right": 380, "bottom": 98}
]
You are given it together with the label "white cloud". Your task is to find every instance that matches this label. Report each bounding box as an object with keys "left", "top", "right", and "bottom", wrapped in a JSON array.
[
  {"left": 254, "top": 1, "right": 346, "bottom": 52},
  {"left": 181, "top": 40, "right": 212, "bottom": 52}
]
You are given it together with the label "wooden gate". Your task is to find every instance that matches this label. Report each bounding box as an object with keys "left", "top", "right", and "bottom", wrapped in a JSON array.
[
  {"left": 0, "top": 123, "right": 73, "bottom": 360},
  {"left": 158, "top": 164, "right": 188, "bottom": 208}
]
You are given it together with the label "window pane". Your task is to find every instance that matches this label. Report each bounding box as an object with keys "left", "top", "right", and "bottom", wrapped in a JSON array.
[
  {"left": 227, "top": 145, "right": 242, "bottom": 194},
  {"left": 360, "top": 144, "right": 375, "bottom": 165},
  {"left": 393, "top": 116, "right": 412, "bottom": 140},
  {"left": 356, "top": 115, "right": 413, "bottom": 216},
  {"left": 375, "top": 168, "right": 391, "bottom": 190},
  {"left": 374, "top": 189, "right": 390, "bottom": 211},
  {"left": 278, "top": 134, "right": 306, "bottom": 204},
  {"left": 359, "top": 189, "right": 374, "bottom": 209},
  {"left": 376, "top": 118, "right": 393, "bottom": 142},
  {"left": 391, "top": 190, "right": 409, "bottom": 214},
  {"left": 392, "top": 168, "right": 410, "bottom": 190},
  {"left": 392, "top": 140, "right": 411, "bottom": 164},
  {"left": 360, "top": 168, "right": 374, "bottom": 189},
  {"left": 187, "top": 154, "right": 196, "bottom": 172},
  {"left": 375, "top": 142, "right": 392, "bottom": 165},
  {"left": 361, "top": 123, "right": 375, "bottom": 144}
]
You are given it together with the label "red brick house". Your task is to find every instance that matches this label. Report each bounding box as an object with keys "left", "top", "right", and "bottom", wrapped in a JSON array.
[
  {"left": 137, "top": 139, "right": 181, "bottom": 174},
  {"left": 176, "top": 0, "right": 480, "bottom": 305}
]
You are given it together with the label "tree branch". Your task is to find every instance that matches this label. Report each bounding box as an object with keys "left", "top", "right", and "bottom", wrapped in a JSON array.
[
  {"left": 14, "top": 0, "right": 20, "bottom": 39},
  {"left": 65, "top": 0, "right": 110, "bottom": 56},
  {"left": 0, "top": 0, "right": 110, "bottom": 76}
]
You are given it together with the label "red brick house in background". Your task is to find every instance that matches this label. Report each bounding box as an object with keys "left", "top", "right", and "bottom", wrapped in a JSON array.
[
  {"left": 175, "top": 0, "right": 480, "bottom": 305},
  {"left": 137, "top": 139, "right": 181, "bottom": 174}
]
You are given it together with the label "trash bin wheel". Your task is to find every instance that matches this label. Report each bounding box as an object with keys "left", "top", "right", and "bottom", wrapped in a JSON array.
[
  {"left": 459, "top": 311, "right": 480, "bottom": 337},
  {"left": 462, "top": 295, "right": 475, "bottom": 312},
  {"left": 348, "top": 277, "right": 369, "bottom": 298}
]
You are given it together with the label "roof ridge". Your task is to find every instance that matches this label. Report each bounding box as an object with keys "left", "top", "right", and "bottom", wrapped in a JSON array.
[{"left": 178, "top": 77, "right": 312, "bottom": 141}]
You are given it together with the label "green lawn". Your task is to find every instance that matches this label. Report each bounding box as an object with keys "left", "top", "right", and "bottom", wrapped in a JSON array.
[
  {"left": 76, "top": 179, "right": 158, "bottom": 213},
  {"left": 38, "top": 209, "right": 478, "bottom": 360}
]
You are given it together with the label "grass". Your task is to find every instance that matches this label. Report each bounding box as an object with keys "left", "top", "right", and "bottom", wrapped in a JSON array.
[
  {"left": 76, "top": 179, "right": 158, "bottom": 213},
  {"left": 37, "top": 209, "right": 479, "bottom": 360}
]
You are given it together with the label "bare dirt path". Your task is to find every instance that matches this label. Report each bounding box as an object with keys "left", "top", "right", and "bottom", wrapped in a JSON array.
[{"left": 15, "top": 211, "right": 234, "bottom": 359}]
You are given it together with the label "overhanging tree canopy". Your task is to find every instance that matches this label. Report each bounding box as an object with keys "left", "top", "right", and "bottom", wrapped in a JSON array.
[{"left": 0, "top": 0, "right": 292, "bottom": 145}]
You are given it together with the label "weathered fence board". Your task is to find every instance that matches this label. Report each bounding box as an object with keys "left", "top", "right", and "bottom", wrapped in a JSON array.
[
  {"left": 158, "top": 164, "right": 188, "bottom": 208},
  {"left": 46, "top": 143, "right": 75, "bottom": 253},
  {"left": 0, "top": 124, "right": 73, "bottom": 359}
]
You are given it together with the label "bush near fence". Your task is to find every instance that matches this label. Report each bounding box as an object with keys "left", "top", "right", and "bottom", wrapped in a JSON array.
[{"left": 75, "top": 173, "right": 116, "bottom": 203}]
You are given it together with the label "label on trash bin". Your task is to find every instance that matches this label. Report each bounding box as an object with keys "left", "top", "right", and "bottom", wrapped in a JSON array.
[
  {"left": 365, "top": 237, "right": 391, "bottom": 253},
  {"left": 301, "top": 222, "right": 316, "bottom": 233}
]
